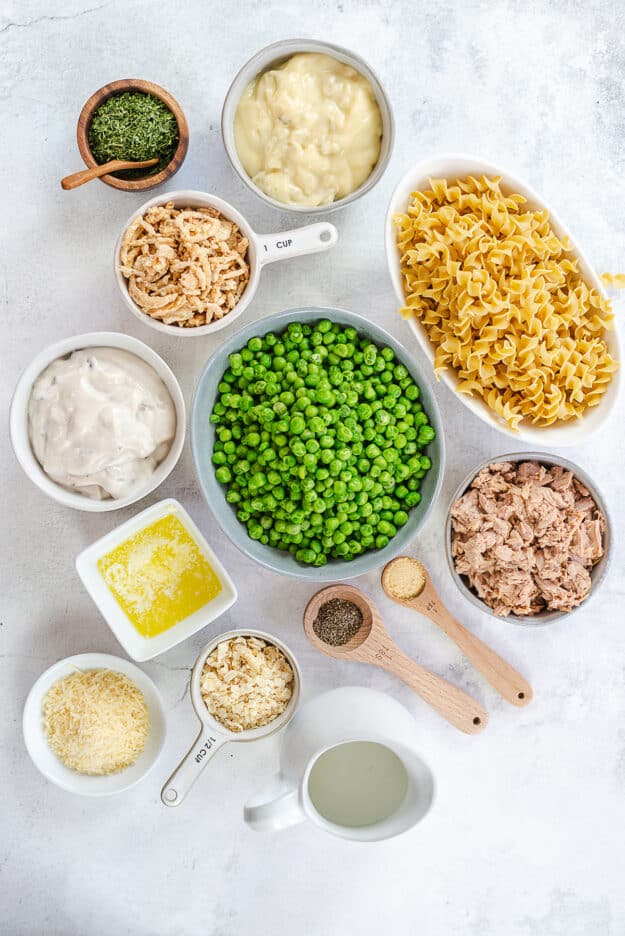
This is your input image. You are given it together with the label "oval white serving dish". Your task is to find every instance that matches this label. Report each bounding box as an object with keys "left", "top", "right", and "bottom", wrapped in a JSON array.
[
  {"left": 23, "top": 653, "right": 166, "bottom": 796},
  {"left": 9, "top": 332, "right": 186, "bottom": 512},
  {"left": 385, "top": 153, "right": 622, "bottom": 446}
]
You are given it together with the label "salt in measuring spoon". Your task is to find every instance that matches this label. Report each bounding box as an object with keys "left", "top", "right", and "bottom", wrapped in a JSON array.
[
  {"left": 381, "top": 557, "right": 533, "bottom": 707},
  {"left": 303, "top": 584, "right": 488, "bottom": 735}
]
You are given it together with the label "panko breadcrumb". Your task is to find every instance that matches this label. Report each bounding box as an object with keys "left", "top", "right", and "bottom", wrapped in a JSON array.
[
  {"left": 119, "top": 202, "right": 250, "bottom": 327},
  {"left": 200, "top": 636, "right": 293, "bottom": 733}
]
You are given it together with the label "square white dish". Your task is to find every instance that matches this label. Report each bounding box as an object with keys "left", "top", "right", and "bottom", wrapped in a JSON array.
[{"left": 76, "top": 498, "right": 237, "bottom": 661}]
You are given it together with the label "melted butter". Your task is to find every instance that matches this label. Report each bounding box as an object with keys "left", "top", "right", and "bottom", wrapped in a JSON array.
[{"left": 97, "top": 513, "right": 222, "bottom": 638}]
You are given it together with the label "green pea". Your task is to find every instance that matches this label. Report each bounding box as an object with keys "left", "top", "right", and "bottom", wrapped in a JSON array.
[
  {"left": 211, "top": 322, "right": 434, "bottom": 566},
  {"left": 289, "top": 415, "right": 305, "bottom": 435},
  {"left": 215, "top": 465, "right": 232, "bottom": 484}
]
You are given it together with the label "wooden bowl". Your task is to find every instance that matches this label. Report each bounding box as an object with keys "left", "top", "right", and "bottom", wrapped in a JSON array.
[{"left": 76, "top": 78, "right": 189, "bottom": 192}]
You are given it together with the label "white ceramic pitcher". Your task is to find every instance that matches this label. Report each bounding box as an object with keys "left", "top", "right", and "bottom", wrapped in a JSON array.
[{"left": 244, "top": 687, "right": 435, "bottom": 842}]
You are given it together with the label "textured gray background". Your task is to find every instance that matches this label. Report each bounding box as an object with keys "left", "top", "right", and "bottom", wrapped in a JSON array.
[{"left": 2, "top": 0, "right": 625, "bottom": 933}]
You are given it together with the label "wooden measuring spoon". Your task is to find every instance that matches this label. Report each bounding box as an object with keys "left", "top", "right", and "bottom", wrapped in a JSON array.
[
  {"left": 303, "top": 584, "right": 487, "bottom": 735},
  {"left": 381, "top": 557, "right": 533, "bottom": 707},
  {"left": 61, "top": 158, "right": 159, "bottom": 190}
]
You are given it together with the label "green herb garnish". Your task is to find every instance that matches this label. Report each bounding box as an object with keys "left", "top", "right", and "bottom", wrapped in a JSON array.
[{"left": 88, "top": 91, "right": 179, "bottom": 179}]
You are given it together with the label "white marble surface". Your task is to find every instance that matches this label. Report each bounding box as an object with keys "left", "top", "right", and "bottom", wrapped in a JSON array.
[{"left": 2, "top": 0, "right": 625, "bottom": 933}]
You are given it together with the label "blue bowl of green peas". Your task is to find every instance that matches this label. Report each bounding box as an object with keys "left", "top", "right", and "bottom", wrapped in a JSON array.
[{"left": 191, "top": 307, "right": 446, "bottom": 580}]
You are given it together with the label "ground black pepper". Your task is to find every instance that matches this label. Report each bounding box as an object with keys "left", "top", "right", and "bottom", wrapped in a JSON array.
[{"left": 313, "top": 598, "right": 363, "bottom": 646}]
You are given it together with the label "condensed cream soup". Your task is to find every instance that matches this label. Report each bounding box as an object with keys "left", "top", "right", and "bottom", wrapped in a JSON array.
[
  {"left": 233, "top": 52, "right": 382, "bottom": 207},
  {"left": 28, "top": 348, "right": 176, "bottom": 500}
]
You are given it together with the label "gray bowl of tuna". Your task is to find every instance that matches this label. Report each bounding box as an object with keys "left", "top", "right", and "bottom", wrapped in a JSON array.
[{"left": 445, "top": 452, "right": 612, "bottom": 625}]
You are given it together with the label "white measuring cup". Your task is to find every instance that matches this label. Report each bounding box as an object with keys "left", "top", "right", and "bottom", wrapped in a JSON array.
[
  {"left": 161, "top": 628, "right": 302, "bottom": 806},
  {"left": 114, "top": 190, "right": 339, "bottom": 337}
]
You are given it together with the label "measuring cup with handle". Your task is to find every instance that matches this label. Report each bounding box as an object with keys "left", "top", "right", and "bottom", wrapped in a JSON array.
[
  {"left": 161, "top": 628, "right": 302, "bottom": 806},
  {"left": 244, "top": 686, "right": 435, "bottom": 842},
  {"left": 115, "top": 190, "right": 339, "bottom": 337}
]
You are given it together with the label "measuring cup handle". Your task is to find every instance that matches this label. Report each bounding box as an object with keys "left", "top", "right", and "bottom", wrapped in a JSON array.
[
  {"left": 161, "top": 726, "right": 225, "bottom": 807},
  {"left": 257, "top": 222, "right": 338, "bottom": 265}
]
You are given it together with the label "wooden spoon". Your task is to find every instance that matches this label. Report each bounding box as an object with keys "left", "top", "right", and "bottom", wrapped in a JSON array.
[
  {"left": 61, "top": 158, "right": 159, "bottom": 190},
  {"left": 303, "top": 584, "right": 488, "bottom": 735},
  {"left": 381, "top": 557, "right": 533, "bottom": 707}
]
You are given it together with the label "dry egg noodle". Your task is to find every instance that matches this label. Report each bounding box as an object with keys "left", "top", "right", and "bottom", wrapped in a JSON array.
[
  {"left": 395, "top": 176, "right": 618, "bottom": 428},
  {"left": 119, "top": 202, "right": 250, "bottom": 327},
  {"left": 43, "top": 669, "right": 149, "bottom": 775},
  {"left": 200, "top": 636, "right": 293, "bottom": 733},
  {"left": 601, "top": 272, "right": 625, "bottom": 289},
  {"left": 385, "top": 557, "right": 426, "bottom": 600}
]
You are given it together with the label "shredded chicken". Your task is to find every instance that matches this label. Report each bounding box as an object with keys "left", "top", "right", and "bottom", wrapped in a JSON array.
[
  {"left": 450, "top": 461, "right": 606, "bottom": 616},
  {"left": 119, "top": 202, "right": 250, "bottom": 327}
]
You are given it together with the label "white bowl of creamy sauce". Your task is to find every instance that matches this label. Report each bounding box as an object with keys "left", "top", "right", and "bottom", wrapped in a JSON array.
[
  {"left": 222, "top": 40, "right": 394, "bottom": 213},
  {"left": 10, "top": 333, "right": 185, "bottom": 512}
]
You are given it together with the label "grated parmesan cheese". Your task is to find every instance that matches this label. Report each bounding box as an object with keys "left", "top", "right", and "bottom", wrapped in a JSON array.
[{"left": 43, "top": 669, "right": 149, "bottom": 775}]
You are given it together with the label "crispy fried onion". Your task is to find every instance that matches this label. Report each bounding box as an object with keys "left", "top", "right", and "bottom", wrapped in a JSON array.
[{"left": 119, "top": 202, "right": 250, "bottom": 327}]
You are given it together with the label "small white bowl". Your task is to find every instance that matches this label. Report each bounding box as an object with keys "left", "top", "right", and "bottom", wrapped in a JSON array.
[
  {"left": 9, "top": 332, "right": 186, "bottom": 512},
  {"left": 114, "top": 190, "right": 338, "bottom": 337},
  {"left": 23, "top": 652, "right": 166, "bottom": 796},
  {"left": 385, "top": 153, "right": 622, "bottom": 446},
  {"left": 221, "top": 38, "right": 395, "bottom": 214},
  {"left": 76, "top": 498, "right": 238, "bottom": 661}
]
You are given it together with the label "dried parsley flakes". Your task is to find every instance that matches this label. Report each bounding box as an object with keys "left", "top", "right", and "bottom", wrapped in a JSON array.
[{"left": 88, "top": 91, "right": 179, "bottom": 179}]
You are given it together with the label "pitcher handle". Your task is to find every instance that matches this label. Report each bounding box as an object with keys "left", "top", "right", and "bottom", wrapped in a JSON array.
[
  {"left": 257, "top": 222, "right": 338, "bottom": 266},
  {"left": 244, "top": 780, "right": 304, "bottom": 831},
  {"left": 161, "top": 726, "right": 226, "bottom": 807}
]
